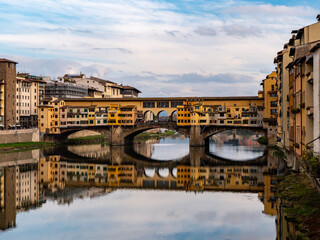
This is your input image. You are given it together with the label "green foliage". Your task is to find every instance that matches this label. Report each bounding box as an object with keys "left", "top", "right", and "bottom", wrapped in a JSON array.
[
  {"left": 302, "top": 151, "right": 320, "bottom": 177},
  {"left": 270, "top": 145, "right": 286, "bottom": 159},
  {"left": 277, "top": 173, "right": 320, "bottom": 239},
  {"left": 134, "top": 130, "right": 176, "bottom": 142},
  {"left": 257, "top": 136, "right": 268, "bottom": 145},
  {"left": 291, "top": 108, "right": 301, "bottom": 114},
  {"left": 0, "top": 142, "right": 53, "bottom": 153},
  {"left": 67, "top": 135, "right": 105, "bottom": 145}
]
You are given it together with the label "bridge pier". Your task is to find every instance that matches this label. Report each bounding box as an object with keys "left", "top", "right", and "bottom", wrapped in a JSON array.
[
  {"left": 189, "top": 146, "right": 206, "bottom": 166},
  {"left": 110, "top": 126, "right": 125, "bottom": 146},
  {"left": 189, "top": 126, "right": 205, "bottom": 147}
]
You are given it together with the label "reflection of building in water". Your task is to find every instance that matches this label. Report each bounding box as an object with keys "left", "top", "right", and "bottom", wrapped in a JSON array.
[
  {"left": 39, "top": 156, "right": 65, "bottom": 192},
  {"left": 259, "top": 152, "right": 279, "bottom": 216},
  {"left": 187, "top": 166, "right": 264, "bottom": 191},
  {"left": 0, "top": 159, "right": 43, "bottom": 231},
  {"left": 261, "top": 174, "right": 277, "bottom": 216},
  {"left": 16, "top": 163, "right": 40, "bottom": 210},
  {"left": 137, "top": 169, "right": 176, "bottom": 188},
  {"left": 108, "top": 165, "right": 136, "bottom": 187},
  {"left": 133, "top": 138, "right": 158, "bottom": 158},
  {"left": 67, "top": 144, "right": 111, "bottom": 159},
  {"left": 177, "top": 166, "right": 191, "bottom": 187},
  {"left": 0, "top": 167, "right": 16, "bottom": 230},
  {"left": 46, "top": 187, "right": 109, "bottom": 205},
  {"left": 211, "top": 130, "right": 261, "bottom": 147}
]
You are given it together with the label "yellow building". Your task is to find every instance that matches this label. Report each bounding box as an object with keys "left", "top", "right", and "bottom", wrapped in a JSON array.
[
  {"left": 261, "top": 72, "right": 278, "bottom": 126},
  {"left": 190, "top": 102, "right": 216, "bottom": 125},
  {"left": 38, "top": 96, "right": 264, "bottom": 134},
  {"left": 38, "top": 99, "right": 55, "bottom": 134},
  {"left": 176, "top": 101, "right": 192, "bottom": 126},
  {"left": 275, "top": 16, "right": 320, "bottom": 159}
]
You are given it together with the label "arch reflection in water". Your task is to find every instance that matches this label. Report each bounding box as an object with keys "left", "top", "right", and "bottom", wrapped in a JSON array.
[
  {"left": 209, "top": 129, "right": 265, "bottom": 160},
  {"left": 0, "top": 143, "right": 283, "bottom": 239}
]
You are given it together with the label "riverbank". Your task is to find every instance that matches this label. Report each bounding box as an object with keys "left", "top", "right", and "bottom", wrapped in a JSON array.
[
  {"left": 0, "top": 142, "right": 53, "bottom": 153},
  {"left": 277, "top": 172, "right": 320, "bottom": 240},
  {"left": 134, "top": 130, "right": 176, "bottom": 143}
]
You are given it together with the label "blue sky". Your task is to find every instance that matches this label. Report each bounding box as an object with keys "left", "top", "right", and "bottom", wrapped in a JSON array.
[{"left": 0, "top": 0, "right": 318, "bottom": 96}]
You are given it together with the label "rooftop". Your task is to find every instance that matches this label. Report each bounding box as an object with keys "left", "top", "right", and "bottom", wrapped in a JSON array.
[{"left": 0, "top": 58, "right": 18, "bottom": 64}]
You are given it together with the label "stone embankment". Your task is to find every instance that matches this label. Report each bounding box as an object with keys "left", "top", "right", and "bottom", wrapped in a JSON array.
[{"left": 0, "top": 128, "right": 40, "bottom": 144}]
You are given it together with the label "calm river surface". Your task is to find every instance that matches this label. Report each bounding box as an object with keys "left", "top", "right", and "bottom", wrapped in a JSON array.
[{"left": 0, "top": 130, "right": 280, "bottom": 240}]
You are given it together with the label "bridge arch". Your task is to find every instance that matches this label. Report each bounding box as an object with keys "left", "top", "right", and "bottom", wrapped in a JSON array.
[
  {"left": 171, "top": 110, "right": 177, "bottom": 122},
  {"left": 123, "top": 122, "right": 189, "bottom": 144},
  {"left": 203, "top": 126, "right": 266, "bottom": 141},
  {"left": 144, "top": 110, "right": 155, "bottom": 122},
  {"left": 157, "top": 110, "right": 169, "bottom": 122}
]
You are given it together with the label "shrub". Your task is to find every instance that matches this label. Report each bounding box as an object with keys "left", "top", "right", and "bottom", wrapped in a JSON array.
[
  {"left": 302, "top": 151, "right": 320, "bottom": 177},
  {"left": 257, "top": 136, "right": 268, "bottom": 145},
  {"left": 291, "top": 108, "right": 300, "bottom": 114}
]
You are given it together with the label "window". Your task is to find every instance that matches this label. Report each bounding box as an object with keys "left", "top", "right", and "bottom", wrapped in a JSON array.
[
  {"left": 157, "top": 101, "right": 169, "bottom": 108},
  {"left": 270, "top": 101, "right": 277, "bottom": 107},
  {"left": 143, "top": 101, "right": 155, "bottom": 108}
]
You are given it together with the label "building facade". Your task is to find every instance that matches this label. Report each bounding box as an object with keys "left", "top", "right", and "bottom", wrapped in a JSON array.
[{"left": 0, "top": 59, "right": 17, "bottom": 128}]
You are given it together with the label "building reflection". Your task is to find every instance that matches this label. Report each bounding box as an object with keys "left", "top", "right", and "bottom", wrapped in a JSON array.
[
  {"left": 0, "top": 149, "right": 44, "bottom": 230},
  {"left": 0, "top": 143, "right": 286, "bottom": 236}
]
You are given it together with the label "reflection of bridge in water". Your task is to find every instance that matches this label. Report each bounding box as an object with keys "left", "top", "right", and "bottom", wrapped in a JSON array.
[
  {"left": 42, "top": 143, "right": 271, "bottom": 193},
  {"left": 49, "top": 143, "right": 267, "bottom": 168},
  {"left": 0, "top": 144, "right": 281, "bottom": 232}
]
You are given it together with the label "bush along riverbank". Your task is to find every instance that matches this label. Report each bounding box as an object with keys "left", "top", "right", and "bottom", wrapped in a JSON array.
[
  {"left": 0, "top": 142, "right": 54, "bottom": 153},
  {"left": 270, "top": 145, "right": 320, "bottom": 240},
  {"left": 66, "top": 135, "right": 107, "bottom": 145},
  {"left": 276, "top": 173, "right": 320, "bottom": 240},
  {"left": 134, "top": 130, "right": 176, "bottom": 143}
]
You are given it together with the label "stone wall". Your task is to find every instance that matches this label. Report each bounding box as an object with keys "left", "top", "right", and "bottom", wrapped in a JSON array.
[
  {"left": 68, "top": 130, "right": 102, "bottom": 139},
  {"left": 0, "top": 128, "right": 40, "bottom": 144}
]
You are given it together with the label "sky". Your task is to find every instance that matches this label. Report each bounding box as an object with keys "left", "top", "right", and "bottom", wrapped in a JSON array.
[{"left": 0, "top": 0, "right": 319, "bottom": 97}]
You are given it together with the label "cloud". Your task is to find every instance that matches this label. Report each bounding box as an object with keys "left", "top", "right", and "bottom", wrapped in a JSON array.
[
  {"left": 223, "top": 4, "right": 317, "bottom": 16},
  {"left": 222, "top": 24, "right": 262, "bottom": 37},
  {"left": 9, "top": 55, "right": 111, "bottom": 78},
  {"left": 112, "top": 72, "right": 262, "bottom": 97},
  {"left": 41, "top": 27, "right": 94, "bottom": 34},
  {"left": 0, "top": 1, "right": 318, "bottom": 96},
  {"left": 168, "top": 73, "right": 256, "bottom": 84},
  {"left": 165, "top": 30, "right": 180, "bottom": 37},
  {"left": 194, "top": 26, "right": 217, "bottom": 36},
  {"left": 92, "top": 48, "right": 132, "bottom": 54}
]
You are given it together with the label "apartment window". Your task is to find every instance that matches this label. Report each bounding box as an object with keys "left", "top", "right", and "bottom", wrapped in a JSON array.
[{"left": 270, "top": 101, "right": 277, "bottom": 107}]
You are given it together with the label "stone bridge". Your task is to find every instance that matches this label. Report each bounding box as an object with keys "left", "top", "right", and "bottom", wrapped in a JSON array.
[{"left": 44, "top": 122, "right": 266, "bottom": 147}]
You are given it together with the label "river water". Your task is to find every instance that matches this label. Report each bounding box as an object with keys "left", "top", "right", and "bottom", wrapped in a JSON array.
[{"left": 0, "top": 130, "right": 282, "bottom": 240}]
